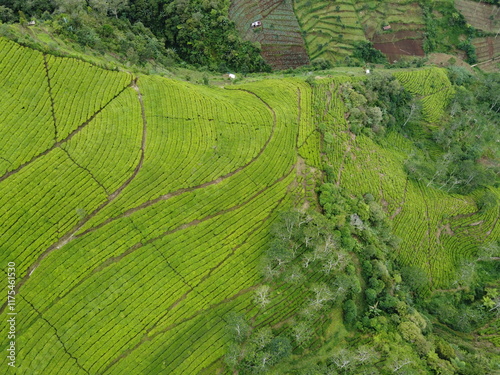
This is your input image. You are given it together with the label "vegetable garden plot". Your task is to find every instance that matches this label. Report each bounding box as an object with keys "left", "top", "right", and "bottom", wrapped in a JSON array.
[
  {"left": 229, "top": 0, "right": 309, "bottom": 69},
  {"left": 456, "top": 0, "right": 500, "bottom": 34}
]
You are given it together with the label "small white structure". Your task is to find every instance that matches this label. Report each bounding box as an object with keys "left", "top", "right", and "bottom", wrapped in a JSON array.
[
  {"left": 251, "top": 21, "right": 262, "bottom": 28},
  {"left": 365, "top": 69, "right": 370, "bottom": 74},
  {"left": 228, "top": 73, "right": 236, "bottom": 80},
  {"left": 28, "top": 21, "right": 36, "bottom": 26}
]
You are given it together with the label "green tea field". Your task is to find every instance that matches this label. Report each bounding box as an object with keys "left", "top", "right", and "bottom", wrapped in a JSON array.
[{"left": 0, "top": 36, "right": 498, "bottom": 373}]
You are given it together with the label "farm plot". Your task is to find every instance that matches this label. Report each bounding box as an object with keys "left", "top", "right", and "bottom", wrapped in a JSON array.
[
  {"left": 294, "top": 0, "right": 366, "bottom": 62},
  {"left": 473, "top": 37, "right": 500, "bottom": 65},
  {"left": 456, "top": 0, "right": 500, "bottom": 34},
  {"left": 0, "top": 38, "right": 56, "bottom": 175},
  {"left": 229, "top": 0, "right": 309, "bottom": 69},
  {"left": 294, "top": 0, "right": 425, "bottom": 63},
  {"left": 0, "top": 39, "right": 326, "bottom": 373}
]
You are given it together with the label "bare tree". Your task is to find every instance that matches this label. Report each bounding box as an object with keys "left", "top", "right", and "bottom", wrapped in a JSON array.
[
  {"left": 388, "top": 358, "right": 412, "bottom": 373},
  {"left": 251, "top": 327, "right": 273, "bottom": 349},
  {"left": 254, "top": 285, "right": 271, "bottom": 308},
  {"left": 331, "top": 348, "right": 354, "bottom": 373},
  {"left": 310, "top": 283, "right": 334, "bottom": 310}
]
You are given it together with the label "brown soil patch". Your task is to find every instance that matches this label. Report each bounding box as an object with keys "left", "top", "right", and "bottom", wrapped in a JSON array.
[
  {"left": 229, "top": 0, "right": 309, "bottom": 70},
  {"left": 473, "top": 37, "right": 500, "bottom": 62},
  {"left": 261, "top": 44, "right": 310, "bottom": 70},
  {"left": 373, "top": 38, "right": 425, "bottom": 63}
]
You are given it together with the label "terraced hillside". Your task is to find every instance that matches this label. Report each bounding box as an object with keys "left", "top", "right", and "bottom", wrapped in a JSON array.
[
  {"left": 229, "top": 0, "right": 310, "bottom": 69},
  {"left": 0, "top": 37, "right": 498, "bottom": 374},
  {"left": 456, "top": 0, "right": 500, "bottom": 34},
  {"left": 294, "top": 0, "right": 426, "bottom": 63},
  {"left": 454, "top": 0, "right": 500, "bottom": 70}
]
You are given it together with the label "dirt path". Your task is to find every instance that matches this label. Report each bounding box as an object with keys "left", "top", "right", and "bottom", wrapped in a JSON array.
[
  {"left": 296, "top": 87, "right": 302, "bottom": 150},
  {"left": 42, "top": 54, "right": 58, "bottom": 142},
  {"left": 421, "top": 186, "right": 434, "bottom": 285},
  {"left": 0, "top": 85, "right": 276, "bottom": 316}
]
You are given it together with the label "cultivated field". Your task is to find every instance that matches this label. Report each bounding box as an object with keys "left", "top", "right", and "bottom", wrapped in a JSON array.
[
  {"left": 293, "top": 0, "right": 426, "bottom": 63},
  {"left": 0, "top": 37, "right": 497, "bottom": 373},
  {"left": 456, "top": 0, "right": 500, "bottom": 34},
  {"left": 0, "top": 36, "right": 323, "bottom": 373},
  {"left": 229, "top": 0, "right": 309, "bottom": 69}
]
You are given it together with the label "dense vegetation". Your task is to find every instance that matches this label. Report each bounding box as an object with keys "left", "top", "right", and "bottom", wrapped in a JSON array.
[
  {"left": 403, "top": 69, "right": 500, "bottom": 194},
  {"left": 0, "top": 0, "right": 269, "bottom": 72},
  {"left": 224, "top": 192, "right": 499, "bottom": 374}
]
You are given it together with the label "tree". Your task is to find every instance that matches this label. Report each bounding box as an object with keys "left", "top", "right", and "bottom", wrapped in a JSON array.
[
  {"left": 330, "top": 348, "right": 355, "bottom": 373},
  {"left": 355, "top": 345, "right": 377, "bottom": 365},
  {"left": 353, "top": 41, "right": 387, "bottom": 64},
  {"left": 292, "top": 321, "right": 313, "bottom": 347},
  {"left": 310, "top": 283, "right": 334, "bottom": 310},
  {"left": 254, "top": 285, "right": 271, "bottom": 308},
  {"left": 226, "top": 312, "right": 250, "bottom": 343},
  {"left": 343, "top": 299, "right": 358, "bottom": 324},
  {"left": 251, "top": 327, "right": 273, "bottom": 350},
  {"left": 54, "top": 0, "right": 86, "bottom": 15},
  {"left": 476, "top": 190, "right": 498, "bottom": 212}
]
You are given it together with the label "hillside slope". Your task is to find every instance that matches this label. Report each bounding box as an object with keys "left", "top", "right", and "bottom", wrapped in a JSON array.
[
  {"left": 0, "top": 37, "right": 498, "bottom": 373},
  {"left": 229, "top": 0, "right": 310, "bottom": 69}
]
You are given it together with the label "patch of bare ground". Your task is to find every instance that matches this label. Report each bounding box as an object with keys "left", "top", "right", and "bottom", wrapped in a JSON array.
[
  {"left": 373, "top": 38, "right": 425, "bottom": 63},
  {"left": 426, "top": 53, "right": 473, "bottom": 71}
]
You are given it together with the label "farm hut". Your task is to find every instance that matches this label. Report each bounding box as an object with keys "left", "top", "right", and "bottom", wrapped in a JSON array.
[
  {"left": 382, "top": 25, "right": 391, "bottom": 30},
  {"left": 28, "top": 21, "right": 36, "bottom": 26},
  {"left": 251, "top": 21, "right": 262, "bottom": 28},
  {"left": 365, "top": 69, "right": 370, "bottom": 74},
  {"left": 228, "top": 73, "right": 236, "bottom": 79}
]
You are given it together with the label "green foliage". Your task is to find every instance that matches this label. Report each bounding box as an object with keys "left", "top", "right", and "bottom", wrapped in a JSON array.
[
  {"left": 340, "top": 72, "right": 413, "bottom": 139},
  {"left": 457, "top": 39, "right": 477, "bottom": 64},
  {"left": 476, "top": 190, "right": 498, "bottom": 212},
  {"left": 403, "top": 72, "right": 500, "bottom": 194},
  {"left": 0, "top": 0, "right": 269, "bottom": 72},
  {"left": 125, "top": 0, "right": 269, "bottom": 72},
  {"left": 311, "top": 58, "right": 332, "bottom": 70},
  {"left": 421, "top": 0, "right": 474, "bottom": 55},
  {"left": 352, "top": 41, "right": 387, "bottom": 64}
]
